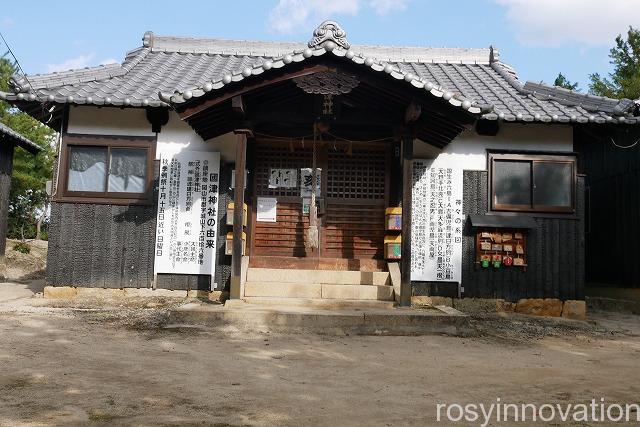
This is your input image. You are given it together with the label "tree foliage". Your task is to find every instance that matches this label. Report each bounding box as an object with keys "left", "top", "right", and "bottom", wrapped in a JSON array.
[
  {"left": 589, "top": 26, "right": 640, "bottom": 100},
  {"left": 553, "top": 73, "right": 579, "bottom": 91},
  {"left": 0, "top": 57, "right": 56, "bottom": 239}
]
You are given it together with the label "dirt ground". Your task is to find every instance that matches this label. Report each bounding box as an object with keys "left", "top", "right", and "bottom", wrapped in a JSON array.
[
  {"left": 1, "top": 242, "right": 639, "bottom": 426},
  {"left": 0, "top": 292, "right": 639, "bottom": 427},
  {"left": 0, "top": 239, "right": 47, "bottom": 281}
]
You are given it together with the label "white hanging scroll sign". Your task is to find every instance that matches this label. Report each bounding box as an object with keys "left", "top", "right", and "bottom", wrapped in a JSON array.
[
  {"left": 269, "top": 168, "right": 297, "bottom": 188},
  {"left": 154, "top": 151, "right": 221, "bottom": 278},
  {"left": 257, "top": 197, "right": 277, "bottom": 222},
  {"left": 300, "top": 168, "right": 322, "bottom": 197},
  {"left": 410, "top": 160, "right": 464, "bottom": 283}
]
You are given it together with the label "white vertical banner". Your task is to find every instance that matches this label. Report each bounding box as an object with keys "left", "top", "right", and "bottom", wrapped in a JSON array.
[
  {"left": 154, "top": 151, "right": 221, "bottom": 279},
  {"left": 411, "top": 160, "right": 464, "bottom": 283}
]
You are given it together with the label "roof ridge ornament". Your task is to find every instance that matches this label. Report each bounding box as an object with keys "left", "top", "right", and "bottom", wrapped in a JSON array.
[
  {"left": 489, "top": 45, "right": 499, "bottom": 63},
  {"left": 308, "top": 20, "right": 350, "bottom": 50},
  {"left": 142, "top": 31, "right": 155, "bottom": 48}
]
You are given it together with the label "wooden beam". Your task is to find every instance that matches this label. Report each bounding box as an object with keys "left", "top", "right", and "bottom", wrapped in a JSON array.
[
  {"left": 232, "top": 130, "right": 250, "bottom": 284},
  {"left": 400, "top": 135, "right": 413, "bottom": 307},
  {"left": 232, "top": 95, "right": 246, "bottom": 116},
  {"left": 179, "top": 64, "right": 330, "bottom": 120}
]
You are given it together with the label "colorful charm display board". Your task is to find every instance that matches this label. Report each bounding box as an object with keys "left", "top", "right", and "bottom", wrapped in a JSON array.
[
  {"left": 154, "top": 151, "right": 221, "bottom": 282},
  {"left": 475, "top": 229, "right": 527, "bottom": 269},
  {"left": 411, "top": 160, "right": 464, "bottom": 283}
]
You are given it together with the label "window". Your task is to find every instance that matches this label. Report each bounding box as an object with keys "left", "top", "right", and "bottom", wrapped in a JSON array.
[
  {"left": 59, "top": 134, "right": 156, "bottom": 204},
  {"left": 489, "top": 152, "right": 576, "bottom": 213}
]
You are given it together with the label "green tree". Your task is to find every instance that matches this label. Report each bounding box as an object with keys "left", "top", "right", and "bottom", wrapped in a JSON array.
[
  {"left": 553, "top": 73, "right": 579, "bottom": 91},
  {"left": 0, "top": 57, "right": 56, "bottom": 240},
  {"left": 589, "top": 26, "right": 640, "bottom": 99}
]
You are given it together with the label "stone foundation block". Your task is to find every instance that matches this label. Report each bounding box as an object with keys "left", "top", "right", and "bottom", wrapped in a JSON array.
[
  {"left": 515, "top": 298, "right": 563, "bottom": 317},
  {"left": 562, "top": 300, "right": 586, "bottom": 320},
  {"left": 452, "top": 298, "right": 500, "bottom": 314},
  {"left": 496, "top": 299, "right": 516, "bottom": 313},
  {"left": 411, "top": 296, "right": 453, "bottom": 307},
  {"left": 186, "top": 290, "right": 228, "bottom": 302},
  {"left": 43, "top": 286, "right": 78, "bottom": 299}
]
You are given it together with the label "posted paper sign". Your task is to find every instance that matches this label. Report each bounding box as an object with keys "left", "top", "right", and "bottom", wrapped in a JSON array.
[
  {"left": 269, "top": 168, "right": 297, "bottom": 188},
  {"left": 410, "top": 160, "right": 464, "bottom": 283},
  {"left": 300, "top": 168, "right": 322, "bottom": 197},
  {"left": 257, "top": 197, "right": 277, "bottom": 222},
  {"left": 154, "top": 151, "right": 221, "bottom": 277}
]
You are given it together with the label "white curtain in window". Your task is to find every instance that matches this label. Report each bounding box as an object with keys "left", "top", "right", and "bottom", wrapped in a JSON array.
[
  {"left": 108, "top": 174, "right": 145, "bottom": 193},
  {"left": 68, "top": 162, "right": 107, "bottom": 192},
  {"left": 108, "top": 148, "right": 147, "bottom": 193}
]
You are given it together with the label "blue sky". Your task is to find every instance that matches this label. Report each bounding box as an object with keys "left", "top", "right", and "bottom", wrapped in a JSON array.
[{"left": 2, "top": 0, "right": 638, "bottom": 91}]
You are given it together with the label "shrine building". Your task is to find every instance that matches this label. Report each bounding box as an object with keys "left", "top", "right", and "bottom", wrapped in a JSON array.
[{"left": 3, "top": 21, "right": 639, "bottom": 310}]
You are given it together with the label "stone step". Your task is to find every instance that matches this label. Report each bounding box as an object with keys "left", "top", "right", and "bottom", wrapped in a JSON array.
[
  {"left": 237, "top": 297, "right": 396, "bottom": 310},
  {"left": 168, "top": 302, "right": 473, "bottom": 336},
  {"left": 246, "top": 268, "right": 390, "bottom": 286},
  {"left": 244, "top": 282, "right": 395, "bottom": 301}
]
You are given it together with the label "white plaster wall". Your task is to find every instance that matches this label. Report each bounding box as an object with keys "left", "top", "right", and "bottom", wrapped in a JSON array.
[
  {"left": 67, "top": 106, "right": 236, "bottom": 161},
  {"left": 414, "top": 123, "right": 574, "bottom": 169}
]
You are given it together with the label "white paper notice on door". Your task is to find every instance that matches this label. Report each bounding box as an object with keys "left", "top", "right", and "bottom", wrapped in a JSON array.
[{"left": 257, "top": 197, "right": 277, "bottom": 222}]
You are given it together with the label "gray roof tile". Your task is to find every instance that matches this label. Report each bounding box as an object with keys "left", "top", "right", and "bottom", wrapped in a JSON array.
[
  {"left": 1, "top": 22, "right": 638, "bottom": 124},
  {"left": 0, "top": 123, "right": 41, "bottom": 154}
]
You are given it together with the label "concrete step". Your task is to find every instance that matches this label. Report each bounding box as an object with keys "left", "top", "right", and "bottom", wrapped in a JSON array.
[
  {"left": 238, "top": 297, "right": 396, "bottom": 310},
  {"left": 246, "top": 268, "right": 390, "bottom": 286},
  {"left": 244, "top": 282, "right": 395, "bottom": 301},
  {"left": 167, "top": 302, "right": 473, "bottom": 336}
]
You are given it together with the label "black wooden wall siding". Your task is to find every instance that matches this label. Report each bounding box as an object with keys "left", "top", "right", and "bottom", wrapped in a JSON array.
[
  {"left": 46, "top": 162, "right": 233, "bottom": 291},
  {"left": 575, "top": 127, "right": 640, "bottom": 288},
  {"left": 412, "top": 170, "right": 585, "bottom": 302},
  {"left": 0, "top": 143, "right": 15, "bottom": 256}
]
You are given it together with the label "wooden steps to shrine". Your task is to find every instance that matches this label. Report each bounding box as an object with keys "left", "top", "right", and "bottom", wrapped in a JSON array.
[{"left": 243, "top": 268, "right": 395, "bottom": 305}]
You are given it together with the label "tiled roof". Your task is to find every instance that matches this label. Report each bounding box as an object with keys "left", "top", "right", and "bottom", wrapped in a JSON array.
[
  {"left": 0, "top": 122, "right": 41, "bottom": 154},
  {"left": 2, "top": 21, "right": 638, "bottom": 125}
]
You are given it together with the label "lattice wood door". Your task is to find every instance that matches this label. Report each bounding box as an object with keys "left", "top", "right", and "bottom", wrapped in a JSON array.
[
  {"left": 252, "top": 141, "right": 315, "bottom": 257},
  {"left": 323, "top": 143, "right": 389, "bottom": 259},
  {"left": 251, "top": 140, "right": 389, "bottom": 259}
]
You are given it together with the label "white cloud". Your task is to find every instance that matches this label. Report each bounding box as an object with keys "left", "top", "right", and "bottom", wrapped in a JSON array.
[
  {"left": 47, "top": 54, "right": 95, "bottom": 72},
  {"left": 496, "top": 0, "right": 640, "bottom": 47},
  {"left": 268, "top": 0, "right": 408, "bottom": 34},
  {"left": 99, "top": 58, "right": 119, "bottom": 66},
  {"left": 370, "top": 0, "right": 408, "bottom": 16},
  {"left": 1, "top": 17, "right": 14, "bottom": 28}
]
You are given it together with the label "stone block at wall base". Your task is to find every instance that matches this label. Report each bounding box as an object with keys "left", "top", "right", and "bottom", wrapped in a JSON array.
[
  {"left": 452, "top": 298, "right": 500, "bottom": 314},
  {"left": 515, "top": 298, "right": 563, "bottom": 317},
  {"left": 562, "top": 300, "right": 586, "bottom": 320},
  {"left": 446, "top": 297, "right": 586, "bottom": 319},
  {"left": 43, "top": 286, "right": 78, "bottom": 299},
  {"left": 43, "top": 286, "right": 228, "bottom": 302},
  {"left": 495, "top": 299, "right": 516, "bottom": 313},
  {"left": 411, "top": 296, "right": 453, "bottom": 307},
  {"left": 186, "top": 290, "right": 229, "bottom": 302}
]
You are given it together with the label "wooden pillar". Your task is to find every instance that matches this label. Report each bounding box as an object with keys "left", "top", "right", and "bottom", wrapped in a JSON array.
[
  {"left": 0, "top": 144, "right": 15, "bottom": 257},
  {"left": 400, "top": 136, "right": 413, "bottom": 307},
  {"left": 230, "top": 129, "right": 251, "bottom": 299}
]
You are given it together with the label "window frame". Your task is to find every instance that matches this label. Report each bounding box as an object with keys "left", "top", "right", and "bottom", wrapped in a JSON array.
[
  {"left": 57, "top": 133, "right": 156, "bottom": 205},
  {"left": 489, "top": 151, "right": 576, "bottom": 214}
]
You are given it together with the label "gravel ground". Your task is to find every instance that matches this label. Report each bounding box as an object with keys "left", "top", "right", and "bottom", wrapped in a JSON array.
[{"left": 1, "top": 293, "right": 639, "bottom": 426}]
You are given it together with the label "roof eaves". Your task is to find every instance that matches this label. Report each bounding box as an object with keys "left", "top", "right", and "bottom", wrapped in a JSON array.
[
  {"left": 0, "top": 123, "right": 41, "bottom": 154},
  {"left": 161, "top": 42, "right": 493, "bottom": 116}
]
